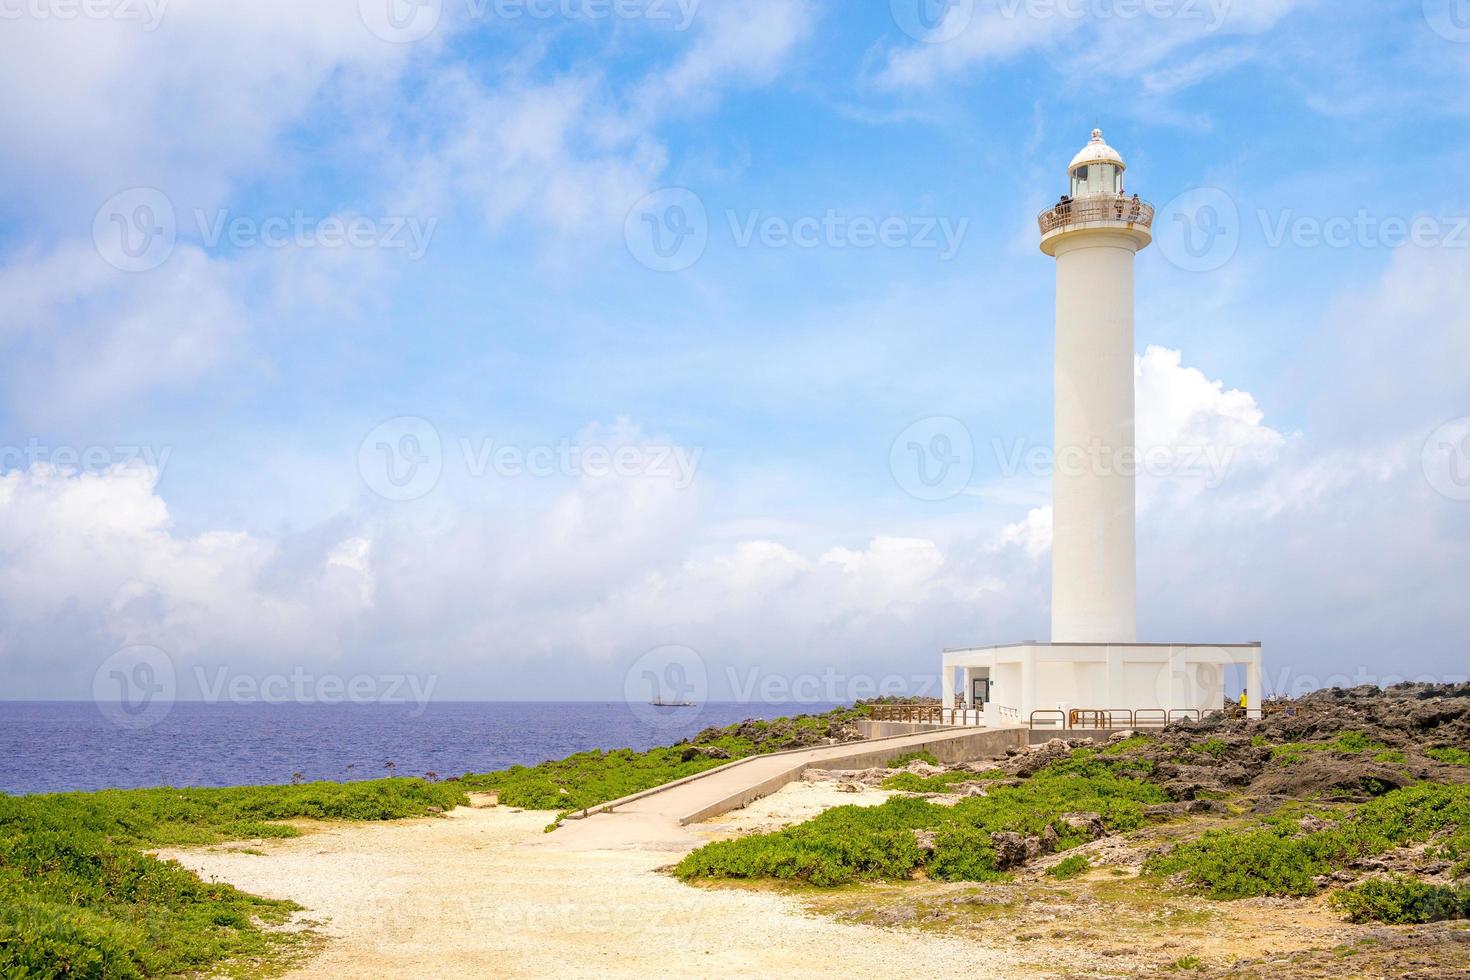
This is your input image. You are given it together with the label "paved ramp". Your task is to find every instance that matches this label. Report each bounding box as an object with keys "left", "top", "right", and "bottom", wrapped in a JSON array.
[{"left": 538, "top": 726, "right": 1024, "bottom": 852}]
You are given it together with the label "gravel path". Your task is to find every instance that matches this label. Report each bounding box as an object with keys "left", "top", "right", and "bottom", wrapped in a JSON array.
[{"left": 161, "top": 788, "right": 1022, "bottom": 979}]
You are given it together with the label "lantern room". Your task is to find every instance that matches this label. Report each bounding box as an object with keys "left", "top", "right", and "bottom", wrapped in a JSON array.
[{"left": 1068, "top": 128, "right": 1125, "bottom": 198}]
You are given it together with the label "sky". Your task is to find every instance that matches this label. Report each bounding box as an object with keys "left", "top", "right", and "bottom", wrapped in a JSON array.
[{"left": 1, "top": 0, "right": 1468, "bottom": 705}]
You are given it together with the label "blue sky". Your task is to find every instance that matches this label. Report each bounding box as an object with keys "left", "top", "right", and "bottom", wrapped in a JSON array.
[{"left": 1, "top": 0, "right": 1468, "bottom": 703}]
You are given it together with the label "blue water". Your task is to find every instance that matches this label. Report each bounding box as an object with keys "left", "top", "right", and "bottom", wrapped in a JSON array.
[{"left": 0, "top": 701, "right": 843, "bottom": 795}]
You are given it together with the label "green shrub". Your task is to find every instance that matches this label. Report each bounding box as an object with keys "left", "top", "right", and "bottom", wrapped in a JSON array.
[
  {"left": 1146, "top": 783, "right": 1470, "bottom": 899},
  {"left": 1332, "top": 875, "right": 1470, "bottom": 924},
  {"left": 677, "top": 755, "right": 1166, "bottom": 886},
  {"left": 1047, "top": 854, "right": 1091, "bottom": 879},
  {"left": 887, "top": 750, "right": 941, "bottom": 769},
  {"left": 1427, "top": 747, "right": 1470, "bottom": 766}
]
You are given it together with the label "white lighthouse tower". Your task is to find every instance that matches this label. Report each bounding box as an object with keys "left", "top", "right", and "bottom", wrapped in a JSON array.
[
  {"left": 1042, "top": 129, "right": 1147, "bottom": 644},
  {"left": 941, "top": 129, "right": 1264, "bottom": 725}
]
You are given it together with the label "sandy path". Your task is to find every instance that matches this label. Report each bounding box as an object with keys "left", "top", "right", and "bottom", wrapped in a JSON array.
[{"left": 162, "top": 786, "right": 1021, "bottom": 979}]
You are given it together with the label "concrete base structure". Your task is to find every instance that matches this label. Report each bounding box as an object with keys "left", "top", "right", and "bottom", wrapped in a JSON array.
[{"left": 941, "top": 641, "right": 1264, "bottom": 722}]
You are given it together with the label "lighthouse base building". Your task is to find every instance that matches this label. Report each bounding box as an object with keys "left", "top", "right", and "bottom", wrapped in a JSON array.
[{"left": 944, "top": 131, "right": 1263, "bottom": 726}]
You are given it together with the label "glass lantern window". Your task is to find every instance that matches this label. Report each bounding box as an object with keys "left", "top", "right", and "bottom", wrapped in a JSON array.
[{"left": 1071, "top": 162, "right": 1123, "bottom": 197}]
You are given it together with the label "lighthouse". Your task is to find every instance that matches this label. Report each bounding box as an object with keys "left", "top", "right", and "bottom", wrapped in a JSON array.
[
  {"left": 940, "top": 129, "right": 1264, "bottom": 725},
  {"left": 1040, "top": 129, "right": 1149, "bottom": 644}
]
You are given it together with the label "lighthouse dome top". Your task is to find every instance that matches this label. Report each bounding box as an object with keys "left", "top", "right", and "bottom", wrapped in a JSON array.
[{"left": 1069, "top": 129, "right": 1125, "bottom": 171}]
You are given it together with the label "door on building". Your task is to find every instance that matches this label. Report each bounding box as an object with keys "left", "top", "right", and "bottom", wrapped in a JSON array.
[{"left": 971, "top": 677, "right": 990, "bottom": 706}]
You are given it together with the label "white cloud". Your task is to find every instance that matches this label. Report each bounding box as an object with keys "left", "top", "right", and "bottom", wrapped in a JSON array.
[
  {"left": 0, "top": 0, "right": 417, "bottom": 216},
  {"left": 878, "top": 0, "right": 1307, "bottom": 91}
]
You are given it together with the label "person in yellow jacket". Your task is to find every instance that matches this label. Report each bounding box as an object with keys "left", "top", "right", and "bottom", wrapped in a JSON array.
[{"left": 1239, "top": 690, "right": 1248, "bottom": 710}]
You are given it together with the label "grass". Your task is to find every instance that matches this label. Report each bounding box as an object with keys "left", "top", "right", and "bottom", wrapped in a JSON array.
[
  {"left": 1427, "top": 747, "right": 1470, "bottom": 766},
  {"left": 675, "top": 748, "right": 1167, "bottom": 886},
  {"left": 460, "top": 705, "right": 868, "bottom": 819},
  {"left": 882, "top": 771, "right": 976, "bottom": 793},
  {"left": 1145, "top": 782, "right": 1470, "bottom": 899},
  {"left": 0, "top": 779, "right": 465, "bottom": 979},
  {"left": 886, "top": 750, "right": 940, "bottom": 769}
]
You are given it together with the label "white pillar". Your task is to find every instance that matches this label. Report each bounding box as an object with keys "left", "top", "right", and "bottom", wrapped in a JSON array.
[
  {"left": 1021, "top": 652, "right": 1037, "bottom": 718},
  {"left": 1247, "top": 650, "right": 1264, "bottom": 721},
  {"left": 941, "top": 665, "right": 955, "bottom": 711},
  {"left": 1047, "top": 229, "right": 1146, "bottom": 643}
]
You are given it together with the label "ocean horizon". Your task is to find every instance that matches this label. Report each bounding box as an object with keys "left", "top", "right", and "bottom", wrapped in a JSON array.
[{"left": 0, "top": 700, "right": 845, "bottom": 796}]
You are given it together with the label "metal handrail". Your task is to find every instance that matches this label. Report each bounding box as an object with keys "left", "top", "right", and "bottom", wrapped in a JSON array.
[
  {"left": 1133, "top": 709, "right": 1167, "bottom": 728},
  {"left": 1167, "top": 708, "right": 1201, "bottom": 722},
  {"left": 1030, "top": 709, "right": 1066, "bottom": 729},
  {"left": 1038, "top": 194, "right": 1154, "bottom": 235}
]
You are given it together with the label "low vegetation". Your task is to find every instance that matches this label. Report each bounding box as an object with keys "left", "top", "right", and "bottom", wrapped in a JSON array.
[
  {"left": 0, "top": 779, "right": 465, "bottom": 979},
  {"left": 675, "top": 749, "right": 1166, "bottom": 886},
  {"left": 1331, "top": 874, "right": 1470, "bottom": 924},
  {"left": 461, "top": 706, "right": 868, "bottom": 817},
  {"left": 1144, "top": 782, "right": 1470, "bottom": 899},
  {"left": 1047, "top": 854, "right": 1091, "bottom": 880}
]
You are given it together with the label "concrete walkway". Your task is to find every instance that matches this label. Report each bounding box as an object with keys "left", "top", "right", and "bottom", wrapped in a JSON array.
[{"left": 538, "top": 726, "right": 1024, "bottom": 853}]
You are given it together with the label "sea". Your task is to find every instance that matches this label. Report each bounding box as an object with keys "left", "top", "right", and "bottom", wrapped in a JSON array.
[{"left": 0, "top": 701, "right": 843, "bottom": 796}]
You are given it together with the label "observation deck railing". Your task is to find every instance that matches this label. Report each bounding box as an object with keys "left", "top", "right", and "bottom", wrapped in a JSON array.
[{"left": 1038, "top": 194, "right": 1155, "bottom": 236}]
